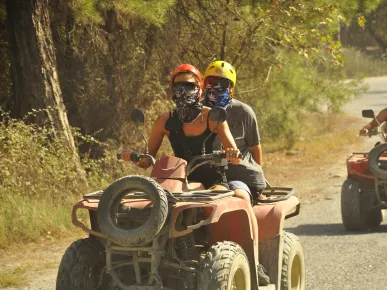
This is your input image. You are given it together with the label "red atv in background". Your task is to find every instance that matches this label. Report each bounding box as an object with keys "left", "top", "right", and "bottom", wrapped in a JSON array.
[
  {"left": 56, "top": 108, "right": 305, "bottom": 290},
  {"left": 341, "top": 109, "right": 387, "bottom": 230}
]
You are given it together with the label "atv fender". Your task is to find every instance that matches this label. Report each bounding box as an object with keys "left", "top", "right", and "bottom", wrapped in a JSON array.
[{"left": 253, "top": 195, "right": 300, "bottom": 241}]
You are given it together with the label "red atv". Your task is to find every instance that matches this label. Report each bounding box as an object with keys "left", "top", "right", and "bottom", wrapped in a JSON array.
[
  {"left": 341, "top": 109, "right": 387, "bottom": 230},
  {"left": 56, "top": 108, "right": 305, "bottom": 290}
]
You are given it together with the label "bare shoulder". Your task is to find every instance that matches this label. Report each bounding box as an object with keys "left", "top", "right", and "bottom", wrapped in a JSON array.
[{"left": 153, "top": 112, "right": 170, "bottom": 129}]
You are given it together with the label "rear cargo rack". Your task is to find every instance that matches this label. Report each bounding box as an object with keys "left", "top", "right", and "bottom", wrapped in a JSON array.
[{"left": 259, "top": 186, "right": 295, "bottom": 203}]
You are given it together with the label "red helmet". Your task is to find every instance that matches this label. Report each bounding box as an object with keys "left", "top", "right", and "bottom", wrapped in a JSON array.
[{"left": 169, "top": 64, "right": 203, "bottom": 99}]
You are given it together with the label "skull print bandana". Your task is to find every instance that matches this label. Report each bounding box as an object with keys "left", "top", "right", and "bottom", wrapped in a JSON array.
[{"left": 172, "top": 83, "right": 202, "bottom": 124}]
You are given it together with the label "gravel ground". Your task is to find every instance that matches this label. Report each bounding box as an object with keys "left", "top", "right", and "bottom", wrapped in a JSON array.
[
  {"left": 284, "top": 76, "right": 387, "bottom": 290},
  {"left": 2, "top": 76, "right": 387, "bottom": 290}
]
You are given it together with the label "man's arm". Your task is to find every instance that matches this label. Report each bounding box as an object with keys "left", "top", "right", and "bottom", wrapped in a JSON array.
[
  {"left": 360, "top": 108, "right": 387, "bottom": 135},
  {"left": 248, "top": 144, "right": 263, "bottom": 165},
  {"left": 244, "top": 104, "right": 263, "bottom": 165}
]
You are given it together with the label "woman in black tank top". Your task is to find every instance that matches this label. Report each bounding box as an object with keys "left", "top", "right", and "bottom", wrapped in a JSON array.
[
  {"left": 166, "top": 110, "right": 220, "bottom": 188},
  {"left": 128, "top": 64, "right": 240, "bottom": 189}
]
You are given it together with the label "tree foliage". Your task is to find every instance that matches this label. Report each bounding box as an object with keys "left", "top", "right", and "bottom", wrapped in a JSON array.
[{"left": 0, "top": 0, "right": 385, "bottom": 150}]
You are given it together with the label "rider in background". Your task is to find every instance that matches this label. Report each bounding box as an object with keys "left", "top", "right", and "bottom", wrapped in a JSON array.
[
  {"left": 359, "top": 107, "right": 387, "bottom": 136},
  {"left": 123, "top": 64, "right": 240, "bottom": 189}
]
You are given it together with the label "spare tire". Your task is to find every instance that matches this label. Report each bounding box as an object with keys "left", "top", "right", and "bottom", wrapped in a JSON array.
[
  {"left": 97, "top": 175, "right": 168, "bottom": 246},
  {"left": 369, "top": 143, "right": 387, "bottom": 180}
]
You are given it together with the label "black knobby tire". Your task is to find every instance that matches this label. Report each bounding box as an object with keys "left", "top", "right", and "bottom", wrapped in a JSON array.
[
  {"left": 341, "top": 178, "right": 382, "bottom": 230},
  {"left": 281, "top": 232, "right": 305, "bottom": 290},
  {"left": 97, "top": 175, "right": 168, "bottom": 246},
  {"left": 369, "top": 143, "right": 387, "bottom": 180},
  {"left": 56, "top": 238, "right": 108, "bottom": 290},
  {"left": 199, "top": 241, "right": 251, "bottom": 290}
]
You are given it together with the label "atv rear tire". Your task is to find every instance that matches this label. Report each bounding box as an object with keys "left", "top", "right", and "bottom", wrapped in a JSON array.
[
  {"left": 369, "top": 143, "right": 387, "bottom": 180},
  {"left": 341, "top": 178, "right": 382, "bottom": 230},
  {"left": 199, "top": 241, "right": 251, "bottom": 290},
  {"left": 97, "top": 175, "right": 168, "bottom": 246},
  {"left": 56, "top": 238, "right": 109, "bottom": 290},
  {"left": 281, "top": 232, "right": 305, "bottom": 290}
]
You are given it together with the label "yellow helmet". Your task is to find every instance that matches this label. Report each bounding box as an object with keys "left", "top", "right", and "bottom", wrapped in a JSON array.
[{"left": 204, "top": 60, "right": 236, "bottom": 87}]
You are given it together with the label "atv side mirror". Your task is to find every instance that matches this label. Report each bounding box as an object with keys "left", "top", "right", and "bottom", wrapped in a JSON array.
[
  {"left": 130, "top": 109, "right": 149, "bottom": 154},
  {"left": 209, "top": 106, "right": 227, "bottom": 123},
  {"left": 362, "top": 109, "right": 375, "bottom": 119},
  {"left": 131, "top": 109, "right": 145, "bottom": 125}
]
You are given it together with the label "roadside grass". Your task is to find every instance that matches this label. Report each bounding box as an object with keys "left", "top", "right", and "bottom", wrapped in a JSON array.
[
  {"left": 0, "top": 261, "right": 61, "bottom": 288},
  {"left": 0, "top": 116, "right": 132, "bottom": 249},
  {"left": 0, "top": 194, "right": 82, "bottom": 247},
  {"left": 343, "top": 47, "right": 387, "bottom": 78},
  {"left": 263, "top": 112, "right": 362, "bottom": 193},
  {"left": 0, "top": 266, "right": 28, "bottom": 287}
]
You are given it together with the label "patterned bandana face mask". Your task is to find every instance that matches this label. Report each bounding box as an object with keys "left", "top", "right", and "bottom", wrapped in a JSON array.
[
  {"left": 203, "top": 77, "right": 232, "bottom": 108},
  {"left": 172, "top": 82, "right": 202, "bottom": 124}
]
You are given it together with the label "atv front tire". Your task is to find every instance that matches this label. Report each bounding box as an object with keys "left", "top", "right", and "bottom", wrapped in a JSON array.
[
  {"left": 97, "top": 175, "right": 168, "bottom": 246},
  {"left": 56, "top": 238, "right": 109, "bottom": 290},
  {"left": 341, "top": 178, "right": 382, "bottom": 230},
  {"left": 199, "top": 241, "right": 251, "bottom": 290},
  {"left": 281, "top": 232, "right": 305, "bottom": 290}
]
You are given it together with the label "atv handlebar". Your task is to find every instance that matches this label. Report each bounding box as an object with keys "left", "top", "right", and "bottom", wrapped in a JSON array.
[
  {"left": 186, "top": 150, "right": 242, "bottom": 176},
  {"left": 117, "top": 151, "right": 156, "bottom": 166},
  {"left": 118, "top": 150, "right": 241, "bottom": 175}
]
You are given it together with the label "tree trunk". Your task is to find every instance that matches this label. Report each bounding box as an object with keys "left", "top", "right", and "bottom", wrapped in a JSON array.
[{"left": 6, "top": 0, "right": 87, "bottom": 186}]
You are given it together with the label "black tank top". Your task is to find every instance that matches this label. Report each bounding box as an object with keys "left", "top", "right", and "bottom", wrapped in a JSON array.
[{"left": 166, "top": 111, "right": 222, "bottom": 188}]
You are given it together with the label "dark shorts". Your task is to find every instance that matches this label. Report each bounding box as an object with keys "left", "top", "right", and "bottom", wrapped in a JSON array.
[{"left": 228, "top": 180, "right": 261, "bottom": 201}]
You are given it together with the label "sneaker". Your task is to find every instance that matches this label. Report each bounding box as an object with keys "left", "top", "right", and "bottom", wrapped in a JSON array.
[{"left": 257, "top": 264, "right": 270, "bottom": 285}]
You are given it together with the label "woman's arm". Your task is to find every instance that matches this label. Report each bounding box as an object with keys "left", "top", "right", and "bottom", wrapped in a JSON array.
[
  {"left": 209, "top": 119, "right": 240, "bottom": 164},
  {"left": 147, "top": 113, "right": 169, "bottom": 157},
  {"left": 124, "top": 112, "right": 169, "bottom": 169}
]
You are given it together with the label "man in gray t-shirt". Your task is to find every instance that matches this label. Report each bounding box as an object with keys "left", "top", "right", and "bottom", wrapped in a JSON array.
[
  {"left": 212, "top": 99, "right": 266, "bottom": 197},
  {"left": 203, "top": 60, "right": 269, "bottom": 285},
  {"left": 202, "top": 60, "right": 266, "bottom": 200}
]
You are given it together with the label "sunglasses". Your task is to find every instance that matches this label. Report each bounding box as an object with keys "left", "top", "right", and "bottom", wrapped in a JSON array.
[
  {"left": 172, "top": 81, "right": 198, "bottom": 92},
  {"left": 204, "top": 77, "right": 232, "bottom": 88}
]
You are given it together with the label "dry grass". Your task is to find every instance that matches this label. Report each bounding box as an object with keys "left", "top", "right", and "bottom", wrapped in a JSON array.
[
  {"left": 0, "top": 236, "right": 84, "bottom": 288},
  {"left": 0, "top": 266, "right": 28, "bottom": 287},
  {"left": 263, "top": 112, "right": 362, "bottom": 198}
]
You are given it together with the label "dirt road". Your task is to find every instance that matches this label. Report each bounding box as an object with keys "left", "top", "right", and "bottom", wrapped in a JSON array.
[
  {"left": 286, "top": 76, "right": 387, "bottom": 290},
  {"left": 2, "top": 77, "right": 387, "bottom": 290}
]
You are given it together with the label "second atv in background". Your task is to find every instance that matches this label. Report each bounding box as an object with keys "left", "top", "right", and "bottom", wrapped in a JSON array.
[{"left": 341, "top": 109, "right": 387, "bottom": 231}]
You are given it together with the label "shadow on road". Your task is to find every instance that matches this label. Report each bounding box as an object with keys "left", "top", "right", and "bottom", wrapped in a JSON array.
[{"left": 286, "top": 223, "right": 387, "bottom": 236}]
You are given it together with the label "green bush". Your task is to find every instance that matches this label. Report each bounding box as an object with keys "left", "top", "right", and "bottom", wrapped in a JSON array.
[
  {"left": 240, "top": 51, "right": 366, "bottom": 149},
  {"left": 0, "top": 112, "right": 135, "bottom": 247}
]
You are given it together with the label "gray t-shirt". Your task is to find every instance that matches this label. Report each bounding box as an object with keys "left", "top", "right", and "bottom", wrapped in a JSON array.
[{"left": 212, "top": 99, "right": 266, "bottom": 191}]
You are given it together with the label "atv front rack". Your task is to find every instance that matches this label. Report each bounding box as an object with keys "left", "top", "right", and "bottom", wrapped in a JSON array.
[{"left": 84, "top": 189, "right": 235, "bottom": 202}]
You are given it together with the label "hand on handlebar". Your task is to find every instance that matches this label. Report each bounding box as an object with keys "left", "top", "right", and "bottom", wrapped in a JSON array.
[
  {"left": 358, "top": 127, "right": 378, "bottom": 137},
  {"left": 225, "top": 148, "right": 241, "bottom": 165},
  {"left": 120, "top": 148, "right": 152, "bottom": 169},
  {"left": 121, "top": 148, "right": 132, "bottom": 162}
]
